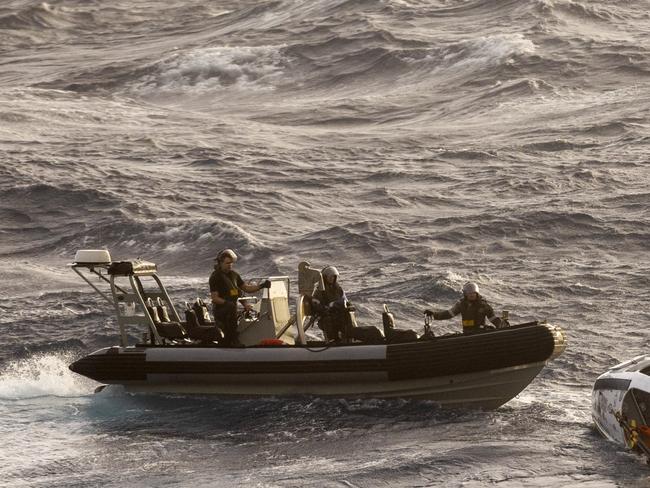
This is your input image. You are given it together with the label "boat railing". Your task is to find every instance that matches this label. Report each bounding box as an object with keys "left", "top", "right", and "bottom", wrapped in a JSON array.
[
  {"left": 70, "top": 250, "right": 181, "bottom": 346},
  {"left": 71, "top": 250, "right": 304, "bottom": 346}
]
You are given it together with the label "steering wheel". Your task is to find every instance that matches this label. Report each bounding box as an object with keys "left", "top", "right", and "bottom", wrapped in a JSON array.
[{"left": 237, "top": 297, "right": 259, "bottom": 322}]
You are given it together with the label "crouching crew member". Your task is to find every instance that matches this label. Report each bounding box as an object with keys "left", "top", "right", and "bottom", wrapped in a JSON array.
[
  {"left": 425, "top": 282, "right": 507, "bottom": 334},
  {"left": 209, "top": 249, "right": 271, "bottom": 347}
]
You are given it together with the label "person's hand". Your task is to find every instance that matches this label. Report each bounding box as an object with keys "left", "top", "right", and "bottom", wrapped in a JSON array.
[{"left": 258, "top": 279, "right": 271, "bottom": 289}]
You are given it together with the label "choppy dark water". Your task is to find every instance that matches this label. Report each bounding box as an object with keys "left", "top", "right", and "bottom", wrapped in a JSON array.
[{"left": 1, "top": 0, "right": 649, "bottom": 486}]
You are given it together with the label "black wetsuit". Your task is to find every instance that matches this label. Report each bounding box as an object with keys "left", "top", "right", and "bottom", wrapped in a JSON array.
[{"left": 209, "top": 268, "right": 244, "bottom": 345}]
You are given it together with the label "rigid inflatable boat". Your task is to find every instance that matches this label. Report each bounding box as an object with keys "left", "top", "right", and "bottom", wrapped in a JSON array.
[
  {"left": 592, "top": 355, "right": 650, "bottom": 459},
  {"left": 69, "top": 250, "right": 566, "bottom": 409}
]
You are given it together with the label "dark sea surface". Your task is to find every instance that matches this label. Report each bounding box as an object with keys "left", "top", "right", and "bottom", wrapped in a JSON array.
[{"left": 1, "top": 0, "right": 649, "bottom": 486}]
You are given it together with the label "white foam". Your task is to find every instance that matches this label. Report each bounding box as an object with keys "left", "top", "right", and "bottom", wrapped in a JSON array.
[
  {"left": 434, "top": 34, "right": 536, "bottom": 74},
  {"left": 135, "top": 45, "right": 287, "bottom": 94},
  {"left": 0, "top": 354, "right": 94, "bottom": 400}
]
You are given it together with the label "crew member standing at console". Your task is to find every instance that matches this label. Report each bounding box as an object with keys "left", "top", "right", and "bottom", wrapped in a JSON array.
[{"left": 209, "top": 249, "right": 270, "bottom": 347}]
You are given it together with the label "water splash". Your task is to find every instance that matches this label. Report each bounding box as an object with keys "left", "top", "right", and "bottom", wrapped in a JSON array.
[{"left": 0, "top": 353, "right": 95, "bottom": 400}]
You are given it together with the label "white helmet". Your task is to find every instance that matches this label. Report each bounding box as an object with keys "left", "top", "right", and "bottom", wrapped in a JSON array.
[
  {"left": 322, "top": 266, "right": 339, "bottom": 278},
  {"left": 463, "top": 282, "right": 479, "bottom": 295},
  {"left": 216, "top": 248, "right": 238, "bottom": 263}
]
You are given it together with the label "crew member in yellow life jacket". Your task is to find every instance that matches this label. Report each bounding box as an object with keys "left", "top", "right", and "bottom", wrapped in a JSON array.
[
  {"left": 425, "top": 282, "right": 507, "bottom": 334},
  {"left": 209, "top": 249, "right": 271, "bottom": 347}
]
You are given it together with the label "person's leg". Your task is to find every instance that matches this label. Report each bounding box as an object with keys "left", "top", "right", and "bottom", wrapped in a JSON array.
[
  {"left": 319, "top": 316, "right": 337, "bottom": 342},
  {"left": 213, "top": 302, "right": 239, "bottom": 346}
]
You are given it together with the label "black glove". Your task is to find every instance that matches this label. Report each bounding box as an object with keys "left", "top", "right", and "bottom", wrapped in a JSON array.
[
  {"left": 258, "top": 279, "right": 271, "bottom": 289},
  {"left": 424, "top": 309, "right": 434, "bottom": 316}
]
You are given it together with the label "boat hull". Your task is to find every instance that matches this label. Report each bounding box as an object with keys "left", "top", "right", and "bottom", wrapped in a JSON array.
[
  {"left": 71, "top": 323, "right": 565, "bottom": 409},
  {"left": 592, "top": 355, "right": 650, "bottom": 447},
  {"left": 112, "top": 362, "right": 544, "bottom": 409}
]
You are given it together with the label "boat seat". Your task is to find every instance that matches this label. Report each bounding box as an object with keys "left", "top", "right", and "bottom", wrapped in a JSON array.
[
  {"left": 192, "top": 298, "right": 214, "bottom": 326},
  {"left": 155, "top": 297, "right": 172, "bottom": 323},
  {"left": 385, "top": 328, "right": 419, "bottom": 343},
  {"left": 184, "top": 308, "right": 222, "bottom": 344},
  {"left": 349, "top": 326, "right": 384, "bottom": 344},
  {"left": 145, "top": 297, "right": 187, "bottom": 342},
  {"left": 156, "top": 322, "right": 187, "bottom": 341},
  {"left": 381, "top": 305, "right": 419, "bottom": 343}
]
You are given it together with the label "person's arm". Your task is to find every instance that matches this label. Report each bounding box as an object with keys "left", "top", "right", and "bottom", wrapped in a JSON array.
[
  {"left": 209, "top": 274, "right": 226, "bottom": 306},
  {"left": 240, "top": 274, "right": 271, "bottom": 294},
  {"left": 424, "top": 302, "right": 460, "bottom": 320},
  {"left": 486, "top": 303, "right": 503, "bottom": 327},
  {"left": 432, "top": 301, "right": 461, "bottom": 320},
  {"left": 241, "top": 283, "right": 261, "bottom": 293},
  {"left": 210, "top": 291, "right": 227, "bottom": 306},
  {"left": 330, "top": 287, "right": 347, "bottom": 307}
]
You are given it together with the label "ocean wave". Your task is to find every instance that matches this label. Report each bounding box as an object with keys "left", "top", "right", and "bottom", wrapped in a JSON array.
[
  {"left": 436, "top": 34, "right": 537, "bottom": 72},
  {"left": 114, "top": 27, "right": 543, "bottom": 101},
  {"left": 131, "top": 45, "right": 288, "bottom": 94},
  {"left": 535, "top": 0, "right": 619, "bottom": 23},
  {"left": 522, "top": 139, "right": 599, "bottom": 151},
  {"left": 66, "top": 218, "right": 273, "bottom": 275},
  {"left": 304, "top": 32, "right": 537, "bottom": 93},
  {"left": 387, "top": 270, "right": 469, "bottom": 302},
  {"left": 2, "top": 182, "right": 118, "bottom": 210},
  {"left": 602, "top": 192, "right": 650, "bottom": 210},
  {"left": 0, "top": 111, "right": 33, "bottom": 123},
  {"left": 0, "top": 178, "right": 276, "bottom": 272},
  {"left": 292, "top": 220, "right": 422, "bottom": 264},
  {"left": 480, "top": 78, "right": 556, "bottom": 99},
  {"left": 0, "top": 2, "right": 73, "bottom": 30},
  {"left": 54, "top": 62, "right": 161, "bottom": 93},
  {"left": 416, "top": 209, "right": 639, "bottom": 251},
  {"left": 436, "top": 148, "right": 498, "bottom": 160},
  {"left": 579, "top": 120, "right": 636, "bottom": 137},
  {"left": 0, "top": 182, "right": 122, "bottom": 255}
]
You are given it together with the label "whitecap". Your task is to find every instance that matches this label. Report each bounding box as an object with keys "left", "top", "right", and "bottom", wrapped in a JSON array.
[
  {"left": 134, "top": 45, "right": 288, "bottom": 95},
  {"left": 441, "top": 33, "right": 536, "bottom": 71}
]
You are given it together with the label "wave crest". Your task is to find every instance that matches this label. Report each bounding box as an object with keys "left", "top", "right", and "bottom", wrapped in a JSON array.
[{"left": 133, "top": 46, "right": 288, "bottom": 94}]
